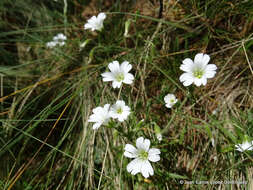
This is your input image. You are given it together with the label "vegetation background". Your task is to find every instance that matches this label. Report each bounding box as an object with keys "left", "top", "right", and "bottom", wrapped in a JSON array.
[{"left": 0, "top": 0, "right": 253, "bottom": 189}]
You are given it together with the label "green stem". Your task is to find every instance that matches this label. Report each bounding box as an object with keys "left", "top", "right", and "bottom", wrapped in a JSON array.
[
  {"left": 117, "top": 85, "right": 122, "bottom": 100},
  {"left": 63, "top": 0, "right": 68, "bottom": 34}
]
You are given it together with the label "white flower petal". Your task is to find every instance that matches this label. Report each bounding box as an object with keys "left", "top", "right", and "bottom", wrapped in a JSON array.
[
  {"left": 202, "top": 77, "right": 207, "bottom": 86},
  {"left": 92, "top": 107, "right": 103, "bottom": 114},
  {"left": 164, "top": 97, "right": 169, "bottom": 102},
  {"left": 204, "top": 70, "right": 216, "bottom": 78},
  {"left": 118, "top": 116, "right": 125, "bottom": 122},
  {"left": 180, "top": 58, "right": 194, "bottom": 72},
  {"left": 97, "top": 12, "right": 106, "bottom": 20},
  {"left": 123, "top": 73, "right": 134, "bottom": 84},
  {"left": 121, "top": 61, "right": 132, "bottom": 73},
  {"left": 124, "top": 144, "right": 138, "bottom": 158},
  {"left": 116, "top": 100, "right": 125, "bottom": 106},
  {"left": 92, "top": 122, "right": 101, "bottom": 130},
  {"left": 194, "top": 53, "right": 204, "bottom": 63},
  {"left": 143, "top": 139, "right": 150, "bottom": 151},
  {"left": 120, "top": 114, "right": 130, "bottom": 122},
  {"left": 202, "top": 54, "right": 210, "bottom": 65},
  {"left": 136, "top": 137, "right": 144, "bottom": 148},
  {"left": 127, "top": 158, "right": 142, "bottom": 175},
  {"left": 136, "top": 137, "right": 150, "bottom": 151},
  {"left": 140, "top": 160, "right": 154, "bottom": 178},
  {"left": 112, "top": 81, "right": 122, "bottom": 88},
  {"left": 165, "top": 103, "right": 172, "bottom": 108},
  {"left": 101, "top": 72, "right": 114, "bottom": 81},
  {"left": 148, "top": 154, "right": 160, "bottom": 162},
  {"left": 89, "top": 16, "right": 97, "bottom": 22},
  {"left": 104, "top": 104, "right": 110, "bottom": 111},
  {"left": 109, "top": 112, "right": 117, "bottom": 119},
  {"left": 123, "top": 104, "right": 130, "bottom": 110},
  {"left": 193, "top": 78, "right": 203, "bottom": 86},
  {"left": 124, "top": 151, "right": 136, "bottom": 158},
  {"left": 179, "top": 73, "right": 194, "bottom": 86},
  {"left": 235, "top": 144, "right": 245, "bottom": 152},
  {"left": 179, "top": 73, "right": 193, "bottom": 82},
  {"left": 84, "top": 23, "right": 92, "bottom": 29},
  {"left": 88, "top": 114, "right": 99, "bottom": 122},
  {"left": 89, "top": 108, "right": 104, "bottom": 121},
  {"left": 149, "top": 148, "right": 161, "bottom": 155},
  {"left": 123, "top": 108, "right": 131, "bottom": 114},
  {"left": 148, "top": 148, "right": 161, "bottom": 162},
  {"left": 124, "top": 144, "right": 137, "bottom": 154},
  {"left": 183, "top": 80, "right": 193, "bottom": 86},
  {"left": 108, "top": 61, "right": 120, "bottom": 72},
  {"left": 206, "top": 64, "right": 217, "bottom": 71}
]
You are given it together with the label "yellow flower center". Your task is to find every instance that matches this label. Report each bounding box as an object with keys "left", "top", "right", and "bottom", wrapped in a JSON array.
[
  {"left": 115, "top": 73, "right": 124, "bottom": 82},
  {"left": 193, "top": 69, "right": 204, "bottom": 79},
  {"left": 138, "top": 149, "right": 148, "bottom": 160},
  {"left": 117, "top": 107, "right": 123, "bottom": 114}
]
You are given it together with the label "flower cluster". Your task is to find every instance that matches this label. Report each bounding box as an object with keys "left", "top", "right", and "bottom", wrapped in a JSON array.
[
  {"left": 88, "top": 60, "right": 133, "bottom": 130},
  {"left": 162, "top": 53, "right": 217, "bottom": 109},
  {"left": 87, "top": 55, "right": 160, "bottom": 178},
  {"left": 83, "top": 12, "right": 250, "bottom": 180},
  {"left": 46, "top": 33, "right": 67, "bottom": 48},
  {"left": 88, "top": 100, "right": 131, "bottom": 130}
]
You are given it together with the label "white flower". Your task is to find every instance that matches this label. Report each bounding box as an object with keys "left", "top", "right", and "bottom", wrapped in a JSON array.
[
  {"left": 124, "top": 137, "right": 160, "bottom": 178},
  {"left": 110, "top": 100, "right": 131, "bottom": 122},
  {"left": 235, "top": 141, "right": 253, "bottom": 152},
  {"left": 212, "top": 109, "right": 218, "bottom": 115},
  {"left": 84, "top": 13, "right": 106, "bottom": 31},
  {"left": 53, "top": 33, "right": 67, "bottom": 41},
  {"left": 179, "top": 53, "right": 217, "bottom": 86},
  {"left": 46, "top": 41, "right": 57, "bottom": 48},
  {"left": 88, "top": 104, "right": 111, "bottom": 130},
  {"left": 156, "top": 133, "right": 162, "bottom": 142},
  {"left": 164, "top": 94, "right": 178, "bottom": 108},
  {"left": 46, "top": 33, "right": 67, "bottom": 48},
  {"left": 101, "top": 61, "right": 134, "bottom": 88}
]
